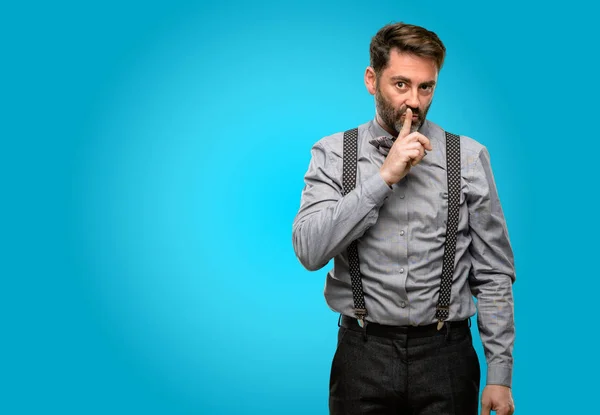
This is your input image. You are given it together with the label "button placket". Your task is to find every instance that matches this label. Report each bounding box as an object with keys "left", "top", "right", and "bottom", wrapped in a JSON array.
[{"left": 398, "top": 179, "right": 409, "bottom": 317}]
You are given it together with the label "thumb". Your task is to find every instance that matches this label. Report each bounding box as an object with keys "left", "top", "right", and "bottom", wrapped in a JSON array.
[{"left": 481, "top": 400, "right": 492, "bottom": 415}]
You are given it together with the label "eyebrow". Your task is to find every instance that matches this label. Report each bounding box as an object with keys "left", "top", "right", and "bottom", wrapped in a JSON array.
[{"left": 390, "top": 76, "right": 436, "bottom": 87}]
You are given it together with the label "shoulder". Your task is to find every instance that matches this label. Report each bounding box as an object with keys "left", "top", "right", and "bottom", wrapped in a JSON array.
[
  {"left": 312, "top": 120, "right": 372, "bottom": 159},
  {"left": 425, "top": 119, "right": 487, "bottom": 158}
]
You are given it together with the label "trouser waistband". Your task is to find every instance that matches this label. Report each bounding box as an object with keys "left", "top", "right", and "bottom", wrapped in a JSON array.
[{"left": 340, "top": 315, "right": 470, "bottom": 339}]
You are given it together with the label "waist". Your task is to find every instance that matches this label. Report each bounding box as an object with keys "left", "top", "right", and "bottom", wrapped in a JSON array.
[{"left": 340, "top": 315, "right": 470, "bottom": 339}]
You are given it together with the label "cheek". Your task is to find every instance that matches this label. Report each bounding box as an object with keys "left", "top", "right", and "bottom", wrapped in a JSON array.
[
  {"left": 388, "top": 91, "right": 409, "bottom": 108},
  {"left": 420, "top": 96, "right": 433, "bottom": 110},
  {"left": 383, "top": 85, "right": 404, "bottom": 100}
]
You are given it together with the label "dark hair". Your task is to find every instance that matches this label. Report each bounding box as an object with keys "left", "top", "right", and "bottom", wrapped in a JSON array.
[{"left": 370, "top": 22, "right": 446, "bottom": 75}]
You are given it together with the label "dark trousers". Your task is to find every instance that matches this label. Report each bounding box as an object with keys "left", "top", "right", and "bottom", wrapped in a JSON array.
[{"left": 329, "top": 316, "right": 480, "bottom": 415}]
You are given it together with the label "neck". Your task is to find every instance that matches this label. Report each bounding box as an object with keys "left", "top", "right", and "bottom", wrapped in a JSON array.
[{"left": 375, "top": 113, "right": 398, "bottom": 137}]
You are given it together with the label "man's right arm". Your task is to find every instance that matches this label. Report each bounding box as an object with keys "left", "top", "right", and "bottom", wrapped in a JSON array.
[{"left": 292, "top": 139, "right": 392, "bottom": 271}]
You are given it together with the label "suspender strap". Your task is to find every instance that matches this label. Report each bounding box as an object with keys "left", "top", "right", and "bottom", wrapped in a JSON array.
[
  {"left": 341, "top": 128, "right": 368, "bottom": 328},
  {"left": 435, "top": 131, "right": 461, "bottom": 329}
]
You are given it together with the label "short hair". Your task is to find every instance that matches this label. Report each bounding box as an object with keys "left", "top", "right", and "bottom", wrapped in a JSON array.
[{"left": 370, "top": 22, "right": 446, "bottom": 76}]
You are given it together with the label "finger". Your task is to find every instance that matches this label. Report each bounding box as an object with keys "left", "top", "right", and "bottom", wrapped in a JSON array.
[
  {"left": 398, "top": 108, "right": 413, "bottom": 139},
  {"left": 498, "top": 405, "right": 515, "bottom": 415},
  {"left": 411, "top": 146, "right": 427, "bottom": 166},
  {"left": 404, "top": 132, "right": 432, "bottom": 151},
  {"left": 407, "top": 142, "right": 425, "bottom": 165},
  {"left": 405, "top": 149, "right": 421, "bottom": 163},
  {"left": 403, "top": 141, "right": 425, "bottom": 151},
  {"left": 480, "top": 402, "right": 491, "bottom": 415}
]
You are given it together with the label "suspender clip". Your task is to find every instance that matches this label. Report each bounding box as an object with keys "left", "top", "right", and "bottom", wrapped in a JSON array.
[
  {"left": 436, "top": 306, "right": 449, "bottom": 330},
  {"left": 354, "top": 308, "right": 368, "bottom": 340},
  {"left": 354, "top": 308, "right": 367, "bottom": 327}
]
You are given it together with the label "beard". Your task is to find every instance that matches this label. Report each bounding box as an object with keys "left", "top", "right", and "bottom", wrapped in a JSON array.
[{"left": 375, "top": 84, "right": 431, "bottom": 136}]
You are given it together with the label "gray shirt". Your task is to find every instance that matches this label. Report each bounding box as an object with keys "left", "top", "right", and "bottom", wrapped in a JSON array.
[{"left": 292, "top": 117, "right": 516, "bottom": 387}]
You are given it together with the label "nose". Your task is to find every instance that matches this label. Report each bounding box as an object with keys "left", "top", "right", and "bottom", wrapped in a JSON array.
[{"left": 405, "top": 87, "right": 420, "bottom": 109}]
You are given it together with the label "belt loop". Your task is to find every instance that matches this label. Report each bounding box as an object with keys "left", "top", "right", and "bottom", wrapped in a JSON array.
[
  {"left": 444, "top": 321, "right": 451, "bottom": 342},
  {"left": 468, "top": 317, "right": 471, "bottom": 328},
  {"left": 337, "top": 314, "right": 342, "bottom": 328}
]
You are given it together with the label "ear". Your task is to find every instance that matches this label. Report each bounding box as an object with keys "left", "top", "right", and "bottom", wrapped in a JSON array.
[{"left": 364, "top": 66, "right": 377, "bottom": 95}]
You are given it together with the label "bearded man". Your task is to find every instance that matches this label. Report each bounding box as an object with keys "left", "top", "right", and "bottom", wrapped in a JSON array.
[{"left": 292, "top": 22, "right": 516, "bottom": 415}]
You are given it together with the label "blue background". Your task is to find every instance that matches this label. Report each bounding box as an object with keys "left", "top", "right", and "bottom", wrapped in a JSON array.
[{"left": 2, "top": 0, "right": 598, "bottom": 413}]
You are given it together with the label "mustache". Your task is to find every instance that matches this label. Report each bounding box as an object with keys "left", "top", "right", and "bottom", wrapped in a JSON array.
[{"left": 400, "top": 107, "right": 420, "bottom": 116}]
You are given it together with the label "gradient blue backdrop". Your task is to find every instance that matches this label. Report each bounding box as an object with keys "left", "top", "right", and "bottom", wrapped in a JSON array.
[{"left": 3, "top": 0, "right": 598, "bottom": 413}]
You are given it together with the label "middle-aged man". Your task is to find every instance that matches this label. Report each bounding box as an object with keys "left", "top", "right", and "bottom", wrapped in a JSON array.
[{"left": 292, "top": 22, "right": 516, "bottom": 415}]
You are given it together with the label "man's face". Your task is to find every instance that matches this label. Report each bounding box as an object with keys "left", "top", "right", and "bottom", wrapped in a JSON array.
[{"left": 369, "top": 49, "right": 438, "bottom": 136}]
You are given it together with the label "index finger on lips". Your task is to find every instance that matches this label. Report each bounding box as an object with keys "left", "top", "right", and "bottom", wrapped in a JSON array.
[{"left": 399, "top": 108, "right": 412, "bottom": 139}]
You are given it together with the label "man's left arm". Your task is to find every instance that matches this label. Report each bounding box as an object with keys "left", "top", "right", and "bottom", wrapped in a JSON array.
[{"left": 466, "top": 146, "right": 516, "bottom": 392}]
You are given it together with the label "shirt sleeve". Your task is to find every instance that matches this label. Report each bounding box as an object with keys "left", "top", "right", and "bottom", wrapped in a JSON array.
[
  {"left": 466, "top": 146, "right": 516, "bottom": 388},
  {"left": 292, "top": 139, "right": 393, "bottom": 271}
]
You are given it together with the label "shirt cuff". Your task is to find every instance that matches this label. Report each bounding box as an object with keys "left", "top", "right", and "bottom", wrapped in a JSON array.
[
  {"left": 486, "top": 365, "right": 512, "bottom": 388},
  {"left": 364, "top": 172, "right": 393, "bottom": 204}
]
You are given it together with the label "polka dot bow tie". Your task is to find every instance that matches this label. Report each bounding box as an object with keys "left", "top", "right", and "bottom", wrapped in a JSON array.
[{"left": 368, "top": 135, "right": 396, "bottom": 156}]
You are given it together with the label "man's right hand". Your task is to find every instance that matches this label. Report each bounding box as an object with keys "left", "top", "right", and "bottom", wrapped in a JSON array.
[{"left": 379, "top": 108, "right": 433, "bottom": 186}]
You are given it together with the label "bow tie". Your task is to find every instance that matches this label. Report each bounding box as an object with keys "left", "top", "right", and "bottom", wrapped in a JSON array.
[{"left": 368, "top": 135, "right": 396, "bottom": 156}]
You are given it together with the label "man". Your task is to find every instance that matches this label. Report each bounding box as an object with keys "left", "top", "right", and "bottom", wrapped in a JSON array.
[{"left": 292, "top": 22, "right": 516, "bottom": 415}]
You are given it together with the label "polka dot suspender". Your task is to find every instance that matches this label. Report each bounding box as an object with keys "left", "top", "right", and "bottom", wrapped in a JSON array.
[
  {"left": 341, "top": 128, "right": 461, "bottom": 331},
  {"left": 341, "top": 128, "right": 368, "bottom": 328},
  {"left": 435, "top": 132, "right": 461, "bottom": 330}
]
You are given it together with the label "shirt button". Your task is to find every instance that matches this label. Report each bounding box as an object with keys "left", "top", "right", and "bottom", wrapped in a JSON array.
[
  {"left": 399, "top": 194, "right": 405, "bottom": 199},
  {"left": 400, "top": 230, "right": 405, "bottom": 236},
  {"left": 400, "top": 301, "right": 406, "bottom": 308},
  {"left": 400, "top": 268, "right": 405, "bottom": 273}
]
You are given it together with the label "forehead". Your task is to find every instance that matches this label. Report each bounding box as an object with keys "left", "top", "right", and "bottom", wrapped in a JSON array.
[{"left": 381, "top": 48, "right": 438, "bottom": 82}]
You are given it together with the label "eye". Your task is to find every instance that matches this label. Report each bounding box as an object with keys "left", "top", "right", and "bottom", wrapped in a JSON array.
[
  {"left": 396, "top": 82, "right": 407, "bottom": 89},
  {"left": 420, "top": 85, "right": 433, "bottom": 92}
]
